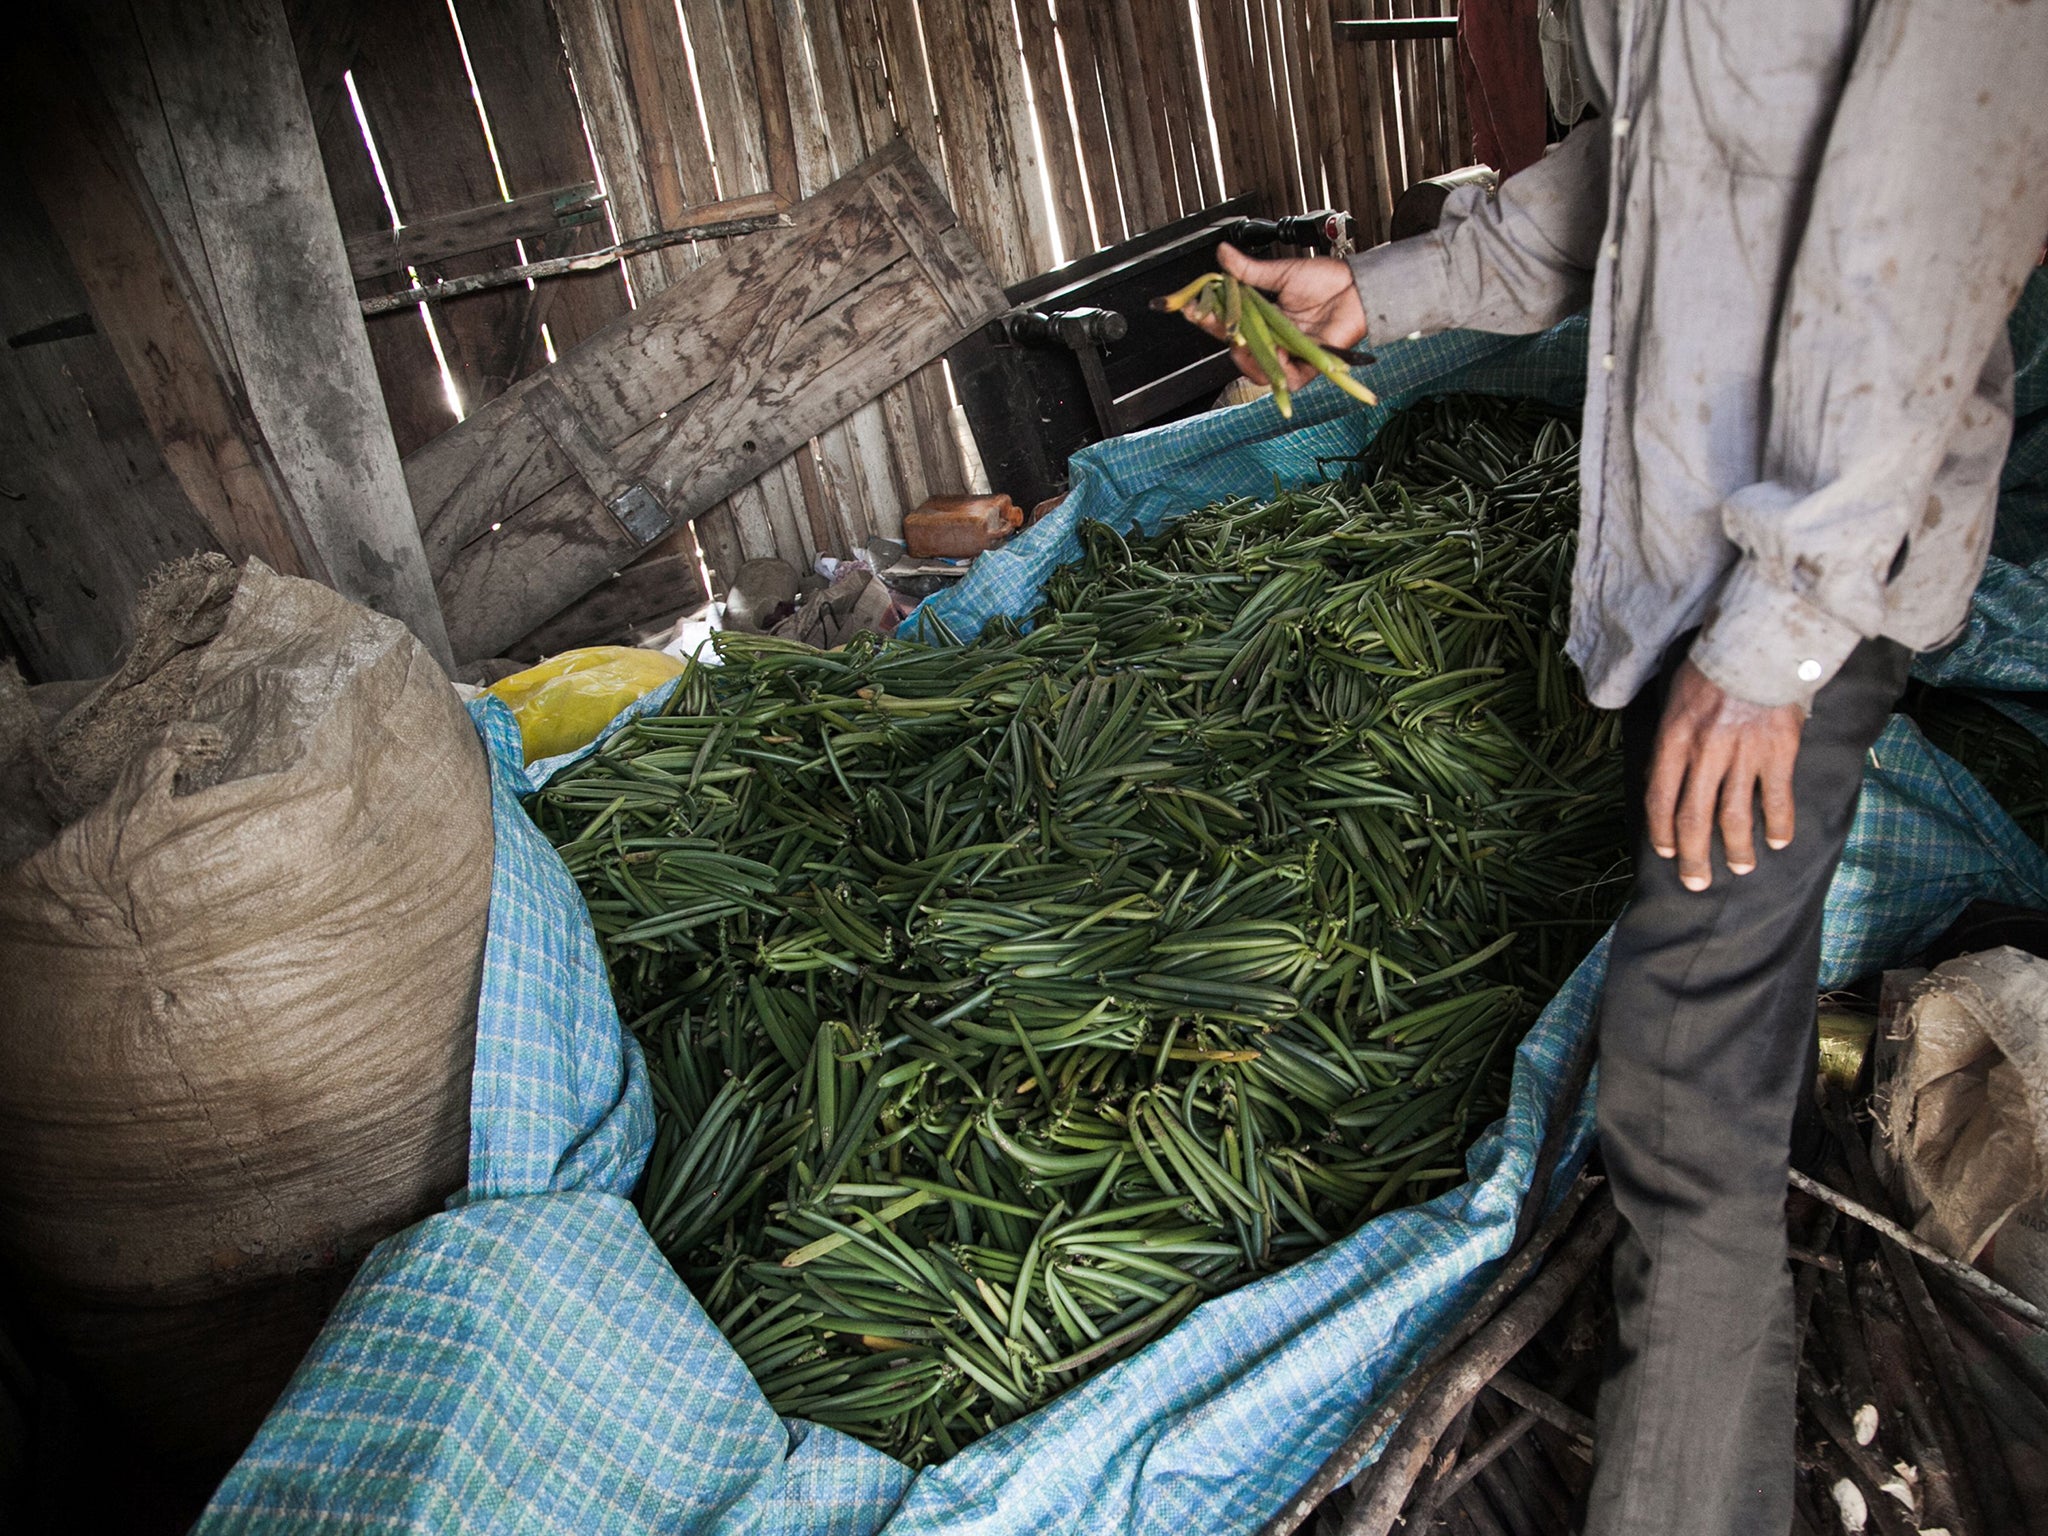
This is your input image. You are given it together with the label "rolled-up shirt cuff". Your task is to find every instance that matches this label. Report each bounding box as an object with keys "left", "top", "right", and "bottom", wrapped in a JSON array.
[
  {"left": 1688, "top": 560, "right": 1866, "bottom": 713},
  {"left": 1346, "top": 236, "right": 1456, "bottom": 345}
]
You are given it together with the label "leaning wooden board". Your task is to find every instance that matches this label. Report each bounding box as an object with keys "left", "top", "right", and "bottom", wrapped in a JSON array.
[{"left": 407, "top": 139, "right": 1007, "bottom": 663}]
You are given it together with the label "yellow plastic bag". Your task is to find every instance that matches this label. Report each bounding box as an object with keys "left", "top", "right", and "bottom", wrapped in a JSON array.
[{"left": 484, "top": 647, "right": 689, "bottom": 764}]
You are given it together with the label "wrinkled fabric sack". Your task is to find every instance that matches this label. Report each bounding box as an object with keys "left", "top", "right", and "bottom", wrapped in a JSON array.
[
  {"left": 1877, "top": 948, "right": 2048, "bottom": 1264},
  {"left": 0, "top": 560, "right": 491, "bottom": 1467}
]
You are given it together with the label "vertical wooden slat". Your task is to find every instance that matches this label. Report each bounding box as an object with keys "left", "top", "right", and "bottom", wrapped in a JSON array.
[
  {"left": 1231, "top": 0, "right": 1283, "bottom": 212},
  {"left": 862, "top": 0, "right": 968, "bottom": 498},
  {"left": 553, "top": 0, "right": 692, "bottom": 294},
  {"left": 1012, "top": 0, "right": 1091, "bottom": 260},
  {"left": 1352, "top": 24, "right": 1397, "bottom": 237},
  {"left": 559, "top": 0, "right": 765, "bottom": 609},
  {"left": 694, "top": 502, "right": 745, "bottom": 591},
  {"left": 1331, "top": 17, "right": 1385, "bottom": 238},
  {"left": 614, "top": 0, "right": 719, "bottom": 228},
  {"left": 972, "top": 0, "right": 1059, "bottom": 268},
  {"left": 1305, "top": 0, "right": 1356, "bottom": 219},
  {"left": 1079, "top": 0, "right": 1164, "bottom": 232},
  {"left": 1051, "top": 0, "right": 1128, "bottom": 243},
  {"left": 725, "top": 478, "right": 779, "bottom": 560},
  {"left": 842, "top": 399, "right": 903, "bottom": 540},
  {"left": 868, "top": 0, "right": 946, "bottom": 178},
  {"left": 1154, "top": 0, "right": 1217, "bottom": 212},
  {"left": 1248, "top": 0, "right": 1302, "bottom": 213},
  {"left": 790, "top": 440, "right": 839, "bottom": 556},
  {"left": 456, "top": 0, "right": 630, "bottom": 356},
  {"left": 291, "top": 16, "right": 455, "bottom": 456},
  {"left": 738, "top": 0, "right": 804, "bottom": 198},
  {"left": 1277, "top": 0, "right": 1320, "bottom": 211},
  {"left": 1124, "top": 0, "right": 1187, "bottom": 216},
  {"left": 873, "top": 388, "right": 931, "bottom": 528},
  {"left": 831, "top": 0, "right": 947, "bottom": 526},
  {"left": 1189, "top": 0, "right": 1248, "bottom": 203},
  {"left": 1407, "top": 0, "right": 1444, "bottom": 178},
  {"left": 1107, "top": 0, "right": 1179, "bottom": 223},
  {"left": 1449, "top": 30, "right": 1472, "bottom": 165},
  {"left": 773, "top": 0, "right": 836, "bottom": 184},
  {"left": 798, "top": 0, "right": 869, "bottom": 175},
  {"left": 770, "top": 0, "right": 897, "bottom": 559},
  {"left": 769, "top": 458, "right": 816, "bottom": 564},
  {"left": 1394, "top": 2, "right": 1429, "bottom": 187},
  {"left": 915, "top": 0, "right": 1029, "bottom": 283},
  {"left": 683, "top": 0, "right": 772, "bottom": 195},
  {"left": 1368, "top": 7, "right": 1409, "bottom": 202},
  {"left": 347, "top": 2, "right": 537, "bottom": 419},
  {"left": 799, "top": 0, "right": 909, "bottom": 541},
  {"left": 1286, "top": 0, "right": 1321, "bottom": 209}
]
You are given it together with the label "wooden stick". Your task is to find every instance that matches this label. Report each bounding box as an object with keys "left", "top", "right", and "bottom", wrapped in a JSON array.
[
  {"left": 1433, "top": 1401, "right": 1541, "bottom": 1507},
  {"left": 1797, "top": 1365, "right": 1919, "bottom": 1536},
  {"left": 1500, "top": 1420, "right": 1576, "bottom": 1532},
  {"left": 1398, "top": 1398, "right": 1477, "bottom": 1533},
  {"left": 1788, "top": 1243, "right": 1843, "bottom": 1273},
  {"left": 1855, "top": 1260, "right": 1973, "bottom": 1536},
  {"left": 1818, "top": 1257, "right": 1880, "bottom": 1434},
  {"left": 1824, "top": 1090, "right": 2019, "bottom": 1534},
  {"left": 1255, "top": 1173, "right": 1604, "bottom": 1536},
  {"left": 1808, "top": 1434, "right": 1917, "bottom": 1536},
  {"left": 1924, "top": 1264, "right": 2048, "bottom": 1411},
  {"left": 1786, "top": 1168, "right": 2046, "bottom": 1330},
  {"left": 358, "top": 211, "right": 792, "bottom": 314},
  {"left": 1470, "top": 1451, "right": 1542, "bottom": 1536},
  {"left": 1792, "top": 1207, "right": 1840, "bottom": 1361},
  {"left": 1487, "top": 1368, "right": 1594, "bottom": 1446},
  {"left": 1336, "top": 1197, "right": 1619, "bottom": 1536}
]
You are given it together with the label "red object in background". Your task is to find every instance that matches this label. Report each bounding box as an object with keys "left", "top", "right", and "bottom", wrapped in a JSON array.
[{"left": 1457, "top": 0, "right": 1548, "bottom": 178}]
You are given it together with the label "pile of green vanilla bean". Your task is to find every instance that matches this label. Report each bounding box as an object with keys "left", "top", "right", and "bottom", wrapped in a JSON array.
[{"left": 532, "top": 395, "right": 1628, "bottom": 1465}]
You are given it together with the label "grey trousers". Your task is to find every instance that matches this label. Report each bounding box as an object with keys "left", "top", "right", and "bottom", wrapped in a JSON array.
[{"left": 1582, "top": 636, "right": 1911, "bottom": 1536}]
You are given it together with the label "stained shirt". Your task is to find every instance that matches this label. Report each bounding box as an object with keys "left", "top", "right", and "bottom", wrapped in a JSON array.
[{"left": 1348, "top": 0, "right": 2048, "bottom": 711}]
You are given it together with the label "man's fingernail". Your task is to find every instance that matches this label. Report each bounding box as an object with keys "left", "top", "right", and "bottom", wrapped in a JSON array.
[
  {"left": 1654, "top": 845, "right": 1676, "bottom": 859},
  {"left": 1728, "top": 862, "right": 1754, "bottom": 876},
  {"left": 1680, "top": 873, "right": 1710, "bottom": 892},
  {"left": 1767, "top": 837, "right": 1791, "bottom": 850}
]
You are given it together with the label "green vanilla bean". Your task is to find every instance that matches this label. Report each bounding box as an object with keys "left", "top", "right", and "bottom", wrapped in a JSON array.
[{"left": 534, "top": 395, "right": 1628, "bottom": 1467}]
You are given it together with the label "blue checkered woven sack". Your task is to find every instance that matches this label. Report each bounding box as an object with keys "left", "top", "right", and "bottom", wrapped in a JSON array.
[{"left": 200, "top": 273, "right": 2048, "bottom": 1535}]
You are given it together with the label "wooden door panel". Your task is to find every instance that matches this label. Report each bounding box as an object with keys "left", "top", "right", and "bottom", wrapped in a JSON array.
[{"left": 408, "top": 138, "right": 1004, "bottom": 661}]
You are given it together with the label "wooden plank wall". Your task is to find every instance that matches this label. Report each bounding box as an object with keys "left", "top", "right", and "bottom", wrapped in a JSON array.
[{"left": 298, "top": 0, "right": 1467, "bottom": 618}]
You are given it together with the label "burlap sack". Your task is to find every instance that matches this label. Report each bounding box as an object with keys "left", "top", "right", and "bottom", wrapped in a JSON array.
[
  {"left": 1876, "top": 947, "right": 2048, "bottom": 1265},
  {"left": 0, "top": 559, "right": 490, "bottom": 1469}
]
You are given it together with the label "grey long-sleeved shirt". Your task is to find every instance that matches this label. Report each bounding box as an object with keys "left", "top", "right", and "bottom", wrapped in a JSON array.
[{"left": 1348, "top": 0, "right": 2048, "bottom": 711}]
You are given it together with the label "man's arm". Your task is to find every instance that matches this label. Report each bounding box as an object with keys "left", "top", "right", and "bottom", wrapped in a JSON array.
[
  {"left": 1199, "top": 117, "right": 1612, "bottom": 385},
  {"left": 1650, "top": 0, "right": 2048, "bottom": 892},
  {"left": 1347, "top": 116, "right": 1610, "bottom": 342},
  {"left": 1684, "top": 0, "right": 2048, "bottom": 713}
]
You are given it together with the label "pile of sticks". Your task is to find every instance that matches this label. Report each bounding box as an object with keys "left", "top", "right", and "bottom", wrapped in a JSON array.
[{"left": 1261, "top": 1062, "right": 2048, "bottom": 1536}]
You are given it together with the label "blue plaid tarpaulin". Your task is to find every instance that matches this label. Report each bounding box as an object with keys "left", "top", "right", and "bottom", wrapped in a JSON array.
[{"left": 199, "top": 274, "right": 2048, "bottom": 1535}]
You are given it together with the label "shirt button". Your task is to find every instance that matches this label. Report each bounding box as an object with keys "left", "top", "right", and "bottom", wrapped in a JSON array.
[
  {"left": 1613, "top": 116, "right": 1631, "bottom": 136},
  {"left": 1601, "top": 354, "right": 1616, "bottom": 372},
  {"left": 1797, "top": 659, "right": 1824, "bottom": 683},
  {"left": 1605, "top": 240, "right": 1620, "bottom": 259}
]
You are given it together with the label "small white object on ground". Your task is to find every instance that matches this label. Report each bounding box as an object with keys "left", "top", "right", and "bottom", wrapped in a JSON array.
[
  {"left": 1852, "top": 1402, "right": 1879, "bottom": 1445},
  {"left": 1830, "top": 1478, "right": 1869, "bottom": 1532}
]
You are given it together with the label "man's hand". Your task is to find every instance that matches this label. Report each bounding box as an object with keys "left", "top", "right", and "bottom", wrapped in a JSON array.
[
  {"left": 1192, "top": 243, "right": 1369, "bottom": 391},
  {"left": 1645, "top": 661, "right": 1806, "bottom": 891}
]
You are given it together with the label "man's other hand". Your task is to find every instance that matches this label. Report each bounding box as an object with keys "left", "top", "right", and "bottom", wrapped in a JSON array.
[
  {"left": 1645, "top": 660, "right": 1806, "bottom": 891},
  {"left": 1190, "top": 243, "right": 1369, "bottom": 391}
]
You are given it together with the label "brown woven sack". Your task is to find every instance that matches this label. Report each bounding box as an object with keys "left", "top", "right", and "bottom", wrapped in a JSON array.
[{"left": 0, "top": 558, "right": 489, "bottom": 1469}]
